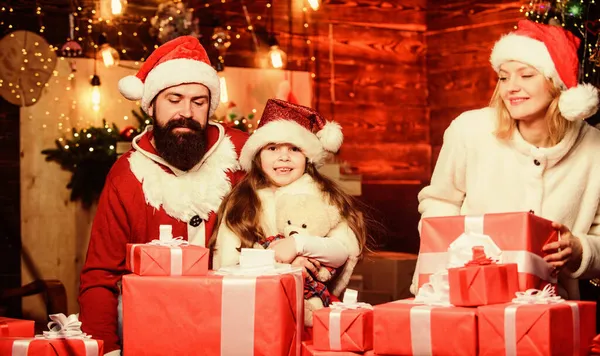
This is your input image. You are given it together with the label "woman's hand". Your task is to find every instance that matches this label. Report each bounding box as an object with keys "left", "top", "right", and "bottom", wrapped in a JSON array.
[
  {"left": 268, "top": 238, "right": 298, "bottom": 263},
  {"left": 291, "top": 256, "right": 322, "bottom": 276},
  {"left": 542, "top": 222, "right": 583, "bottom": 274}
]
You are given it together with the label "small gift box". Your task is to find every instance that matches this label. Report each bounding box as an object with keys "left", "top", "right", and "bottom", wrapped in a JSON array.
[
  {"left": 0, "top": 318, "right": 34, "bottom": 337},
  {"left": 313, "top": 290, "right": 373, "bottom": 352},
  {"left": 0, "top": 314, "right": 103, "bottom": 356},
  {"left": 448, "top": 246, "right": 519, "bottom": 306},
  {"left": 373, "top": 299, "right": 478, "bottom": 356},
  {"left": 302, "top": 341, "right": 363, "bottom": 355},
  {"left": 478, "top": 285, "right": 596, "bottom": 356},
  {"left": 126, "top": 225, "right": 209, "bottom": 276},
  {"left": 123, "top": 248, "right": 304, "bottom": 356},
  {"left": 417, "top": 212, "right": 558, "bottom": 291}
]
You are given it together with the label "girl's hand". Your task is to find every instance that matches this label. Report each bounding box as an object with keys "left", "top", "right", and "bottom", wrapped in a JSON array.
[
  {"left": 543, "top": 222, "right": 583, "bottom": 274},
  {"left": 268, "top": 238, "right": 298, "bottom": 263},
  {"left": 291, "top": 256, "right": 321, "bottom": 276}
]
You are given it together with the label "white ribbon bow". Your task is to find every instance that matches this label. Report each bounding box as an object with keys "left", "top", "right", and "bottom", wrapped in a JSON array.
[
  {"left": 330, "top": 289, "right": 373, "bottom": 310},
  {"left": 147, "top": 236, "right": 189, "bottom": 247},
  {"left": 512, "top": 284, "right": 564, "bottom": 304},
  {"left": 414, "top": 271, "right": 452, "bottom": 306},
  {"left": 37, "top": 313, "right": 91, "bottom": 339}
]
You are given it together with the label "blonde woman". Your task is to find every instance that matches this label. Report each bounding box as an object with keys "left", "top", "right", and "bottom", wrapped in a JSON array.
[{"left": 413, "top": 20, "right": 600, "bottom": 301}]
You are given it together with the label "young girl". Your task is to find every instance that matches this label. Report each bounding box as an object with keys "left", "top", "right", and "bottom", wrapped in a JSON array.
[
  {"left": 413, "top": 20, "right": 600, "bottom": 300},
  {"left": 210, "top": 98, "right": 367, "bottom": 325}
]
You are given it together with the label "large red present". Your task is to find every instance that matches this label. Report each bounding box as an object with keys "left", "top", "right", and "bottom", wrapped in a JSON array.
[
  {"left": 418, "top": 212, "right": 558, "bottom": 291},
  {"left": 0, "top": 337, "right": 103, "bottom": 355},
  {"left": 312, "top": 294, "right": 373, "bottom": 352},
  {"left": 373, "top": 300, "right": 478, "bottom": 356},
  {"left": 0, "top": 318, "right": 34, "bottom": 337},
  {"left": 122, "top": 267, "right": 304, "bottom": 356},
  {"left": 302, "top": 341, "right": 362, "bottom": 355},
  {"left": 478, "top": 289, "right": 596, "bottom": 356},
  {"left": 125, "top": 242, "right": 208, "bottom": 276},
  {"left": 448, "top": 246, "right": 519, "bottom": 306}
]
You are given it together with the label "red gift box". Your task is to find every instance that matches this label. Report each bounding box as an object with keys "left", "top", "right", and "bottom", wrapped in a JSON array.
[
  {"left": 312, "top": 307, "right": 373, "bottom": 352},
  {"left": 302, "top": 341, "right": 362, "bottom": 355},
  {"left": 0, "top": 318, "right": 34, "bottom": 337},
  {"left": 125, "top": 243, "right": 209, "bottom": 276},
  {"left": 448, "top": 247, "right": 519, "bottom": 307},
  {"left": 123, "top": 269, "right": 303, "bottom": 356},
  {"left": 0, "top": 337, "right": 103, "bottom": 355},
  {"left": 373, "top": 300, "right": 478, "bottom": 356},
  {"left": 478, "top": 300, "right": 596, "bottom": 355},
  {"left": 418, "top": 212, "right": 558, "bottom": 291}
]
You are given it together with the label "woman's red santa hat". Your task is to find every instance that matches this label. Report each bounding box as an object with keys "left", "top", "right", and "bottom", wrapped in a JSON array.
[
  {"left": 490, "top": 20, "right": 599, "bottom": 121},
  {"left": 239, "top": 99, "right": 343, "bottom": 171},
  {"left": 118, "top": 35, "right": 220, "bottom": 116}
]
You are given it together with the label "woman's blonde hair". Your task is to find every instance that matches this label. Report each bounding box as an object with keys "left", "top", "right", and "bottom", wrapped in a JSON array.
[
  {"left": 209, "top": 153, "right": 369, "bottom": 256},
  {"left": 490, "top": 76, "right": 574, "bottom": 145}
]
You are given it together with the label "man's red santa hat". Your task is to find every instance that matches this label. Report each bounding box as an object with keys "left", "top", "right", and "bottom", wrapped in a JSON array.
[
  {"left": 490, "top": 20, "right": 599, "bottom": 121},
  {"left": 118, "top": 35, "right": 220, "bottom": 116},
  {"left": 239, "top": 99, "right": 343, "bottom": 171}
]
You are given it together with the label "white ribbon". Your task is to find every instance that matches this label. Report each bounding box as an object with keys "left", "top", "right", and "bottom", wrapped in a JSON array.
[
  {"left": 512, "top": 284, "right": 564, "bottom": 304},
  {"left": 414, "top": 270, "right": 452, "bottom": 307},
  {"left": 328, "top": 289, "right": 373, "bottom": 350},
  {"left": 504, "top": 287, "right": 581, "bottom": 356},
  {"left": 218, "top": 267, "right": 303, "bottom": 356},
  {"left": 410, "top": 306, "right": 434, "bottom": 356},
  {"left": 11, "top": 314, "right": 98, "bottom": 356},
  {"left": 38, "top": 313, "right": 91, "bottom": 339},
  {"left": 130, "top": 236, "right": 188, "bottom": 276}
]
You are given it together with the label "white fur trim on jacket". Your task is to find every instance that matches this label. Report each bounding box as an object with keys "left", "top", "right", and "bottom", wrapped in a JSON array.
[
  {"left": 136, "top": 58, "right": 220, "bottom": 116},
  {"left": 239, "top": 120, "right": 327, "bottom": 171},
  {"left": 490, "top": 33, "right": 565, "bottom": 89},
  {"left": 128, "top": 130, "right": 239, "bottom": 222}
]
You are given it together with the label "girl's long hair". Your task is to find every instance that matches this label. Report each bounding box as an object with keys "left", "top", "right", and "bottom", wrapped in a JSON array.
[{"left": 209, "top": 154, "right": 369, "bottom": 254}]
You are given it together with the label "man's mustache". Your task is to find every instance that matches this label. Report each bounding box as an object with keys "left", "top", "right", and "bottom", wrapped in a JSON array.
[{"left": 163, "top": 118, "right": 203, "bottom": 132}]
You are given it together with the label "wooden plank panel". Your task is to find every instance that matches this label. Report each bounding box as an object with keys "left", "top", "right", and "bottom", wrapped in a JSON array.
[
  {"left": 427, "top": 0, "right": 521, "bottom": 31},
  {"left": 429, "top": 106, "right": 481, "bottom": 146},
  {"left": 426, "top": 24, "right": 514, "bottom": 73},
  {"left": 221, "top": 24, "right": 426, "bottom": 66},
  {"left": 339, "top": 143, "right": 430, "bottom": 181},
  {"left": 316, "top": 61, "right": 427, "bottom": 106},
  {"left": 319, "top": 101, "right": 428, "bottom": 143},
  {"left": 428, "top": 66, "right": 497, "bottom": 110}
]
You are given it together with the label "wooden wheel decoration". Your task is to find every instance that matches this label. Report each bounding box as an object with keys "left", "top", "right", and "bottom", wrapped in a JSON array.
[{"left": 0, "top": 30, "right": 57, "bottom": 106}]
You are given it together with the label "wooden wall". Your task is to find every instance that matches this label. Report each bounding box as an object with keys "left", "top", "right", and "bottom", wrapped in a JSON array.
[
  {"left": 426, "top": 0, "right": 522, "bottom": 165},
  {"left": 198, "top": 0, "right": 429, "bottom": 183}
]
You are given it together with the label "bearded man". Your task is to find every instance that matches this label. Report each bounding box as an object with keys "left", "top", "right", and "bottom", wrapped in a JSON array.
[{"left": 78, "top": 36, "right": 247, "bottom": 355}]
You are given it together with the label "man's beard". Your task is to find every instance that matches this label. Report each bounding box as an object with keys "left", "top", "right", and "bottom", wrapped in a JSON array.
[{"left": 153, "top": 116, "right": 208, "bottom": 171}]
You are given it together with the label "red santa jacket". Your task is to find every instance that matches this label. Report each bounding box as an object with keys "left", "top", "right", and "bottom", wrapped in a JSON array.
[{"left": 78, "top": 122, "right": 248, "bottom": 353}]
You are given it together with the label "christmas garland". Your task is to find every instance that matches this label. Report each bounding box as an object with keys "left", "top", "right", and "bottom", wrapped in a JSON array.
[{"left": 41, "top": 109, "right": 152, "bottom": 209}]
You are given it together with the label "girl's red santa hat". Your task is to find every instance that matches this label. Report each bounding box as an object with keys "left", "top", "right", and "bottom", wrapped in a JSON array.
[
  {"left": 490, "top": 20, "right": 599, "bottom": 121},
  {"left": 118, "top": 35, "right": 220, "bottom": 116},
  {"left": 239, "top": 99, "right": 343, "bottom": 171}
]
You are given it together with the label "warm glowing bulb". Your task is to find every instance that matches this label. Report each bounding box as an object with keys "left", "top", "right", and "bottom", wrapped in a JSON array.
[
  {"left": 219, "top": 76, "right": 229, "bottom": 103},
  {"left": 269, "top": 46, "right": 285, "bottom": 69},
  {"left": 101, "top": 48, "right": 114, "bottom": 67},
  {"left": 307, "top": 0, "right": 320, "bottom": 10},
  {"left": 91, "top": 86, "right": 101, "bottom": 110},
  {"left": 111, "top": 0, "right": 122, "bottom": 15}
]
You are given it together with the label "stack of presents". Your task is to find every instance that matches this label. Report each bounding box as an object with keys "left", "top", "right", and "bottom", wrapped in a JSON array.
[{"left": 0, "top": 212, "right": 598, "bottom": 355}]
